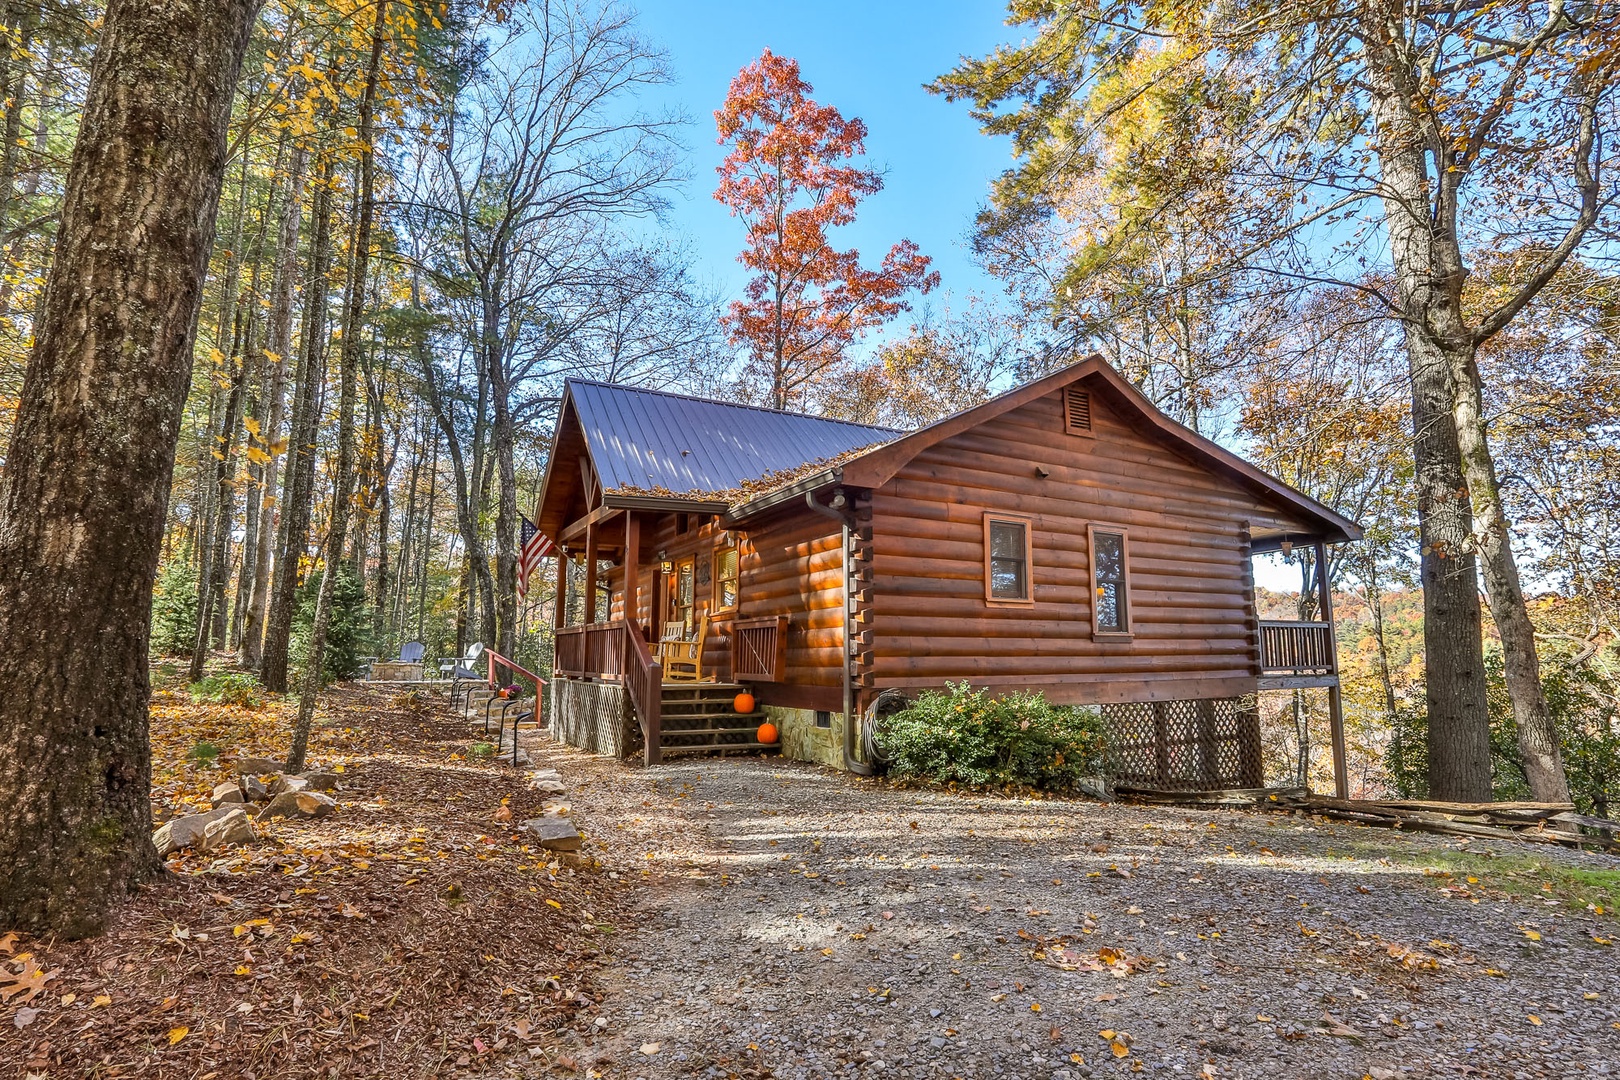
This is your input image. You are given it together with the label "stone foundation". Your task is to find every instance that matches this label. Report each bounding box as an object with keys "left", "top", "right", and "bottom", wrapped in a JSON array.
[
  {"left": 770, "top": 704, "right": 844, "bottom": 769},
  {"left": 550, "top": 679, "right": 637, "bottom": 759}
]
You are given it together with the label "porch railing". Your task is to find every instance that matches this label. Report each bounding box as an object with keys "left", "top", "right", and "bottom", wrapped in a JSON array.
[
  {"left": 554, "top": 621, "right": 663, "bottom": 765},
  {"left": 731, "top": 615, "right": 788, "bottom": 682},
  {"left": 1258, "top": 620, "right": 1335, "bottom": 675}
]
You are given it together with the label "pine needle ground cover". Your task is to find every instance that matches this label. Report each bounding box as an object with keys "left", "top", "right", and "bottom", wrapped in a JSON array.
[{"left": 0, "top": 670, "right": 623, "bottom": 1078}]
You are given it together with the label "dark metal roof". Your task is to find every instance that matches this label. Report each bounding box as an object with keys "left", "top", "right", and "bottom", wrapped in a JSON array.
[{"left": 566, "top": 379, "right": 899, "bottom": 496}]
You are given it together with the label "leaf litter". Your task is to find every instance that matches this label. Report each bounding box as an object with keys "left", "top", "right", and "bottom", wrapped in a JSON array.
[{"left": 0, "top": 677, "right": 628, "bottom": 1078}]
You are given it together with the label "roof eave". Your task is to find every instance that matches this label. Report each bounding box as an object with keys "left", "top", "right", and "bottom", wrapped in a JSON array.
[
  {"left": 725, "top": 467, "right": 844, "bottom": 524},
  {"left": 602, "top": 493, "right": 731, "bottom": 515}
]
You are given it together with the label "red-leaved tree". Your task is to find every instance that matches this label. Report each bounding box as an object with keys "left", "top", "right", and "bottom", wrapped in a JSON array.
[{"left": 716, "top": 49, "right": 938, "bottom": 410}]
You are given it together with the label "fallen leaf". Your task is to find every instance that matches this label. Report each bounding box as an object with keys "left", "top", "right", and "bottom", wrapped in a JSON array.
[
  {"left": 92, "top": 994, "right": 112, "bottom": 1008},
  {"left": 13, "top": 1006, "right": 38, "bottom": 1028},
  {"left": 0, "top": 934, "right": 16, "bottom": 955},
  {"left": 168, "top": 1026, "right": 189, "bottom": 1046},
  {"left": 1528, "top": 1014, "right": 1542, "bottom": 1026},
  {"left": 0, "top": 957, "right": 60, "bottom": 1004}
]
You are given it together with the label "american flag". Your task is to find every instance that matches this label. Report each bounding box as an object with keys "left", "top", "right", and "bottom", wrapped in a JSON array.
[{"left": 517, "top": 516, "right": 553, "bottom": 599}]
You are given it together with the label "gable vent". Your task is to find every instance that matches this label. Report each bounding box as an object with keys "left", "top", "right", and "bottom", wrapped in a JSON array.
[{"left": 1064, "top": 386, "right": 1094, "bottom": 436}]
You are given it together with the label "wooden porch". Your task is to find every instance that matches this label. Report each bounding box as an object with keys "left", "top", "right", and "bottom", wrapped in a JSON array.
[{"left": 553, "top": 619, "right": 786, "bottom": 764}]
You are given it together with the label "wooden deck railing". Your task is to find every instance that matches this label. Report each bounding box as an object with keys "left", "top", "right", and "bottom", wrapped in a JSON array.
[
  {"left": 553, "top": 621, "right": 663, "bottom": 765},
  {"left": 1258, "top": 620, "right": 1335, "bottom": 675},
  {"left": 731, "top": 615, "right": 788, "bottom": 682}
]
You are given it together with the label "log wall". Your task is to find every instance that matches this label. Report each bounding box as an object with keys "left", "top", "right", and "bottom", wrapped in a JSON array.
[{"left": 868, "top": 387, "right": 1312, "bottom": 705}]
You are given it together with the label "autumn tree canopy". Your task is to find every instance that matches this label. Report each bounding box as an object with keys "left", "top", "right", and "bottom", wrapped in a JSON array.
[{"left": 715, "top": 49, "right": 938, "bottom": 411}]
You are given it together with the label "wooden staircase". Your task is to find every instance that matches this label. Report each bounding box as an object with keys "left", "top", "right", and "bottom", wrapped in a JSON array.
[{"left": 657, "top": 683, "right": 781, "bottom": 757}]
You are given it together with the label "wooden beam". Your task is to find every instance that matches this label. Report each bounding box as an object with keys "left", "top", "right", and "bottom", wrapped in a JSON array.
[
  {"left": 624, "top": 511, "right": 641, "bottom": 637},
  {"left": 553, "top": 551, "right": 567, "bottom": 631},
  {"left": 583, "top": 521, "right": 598, "bottom": 625},
  {"left": 561, "top": 503, "right": 621, "bottom": 545},
  {"left": 1317, "top": 539, "right": 1348, "bottom": 800}
]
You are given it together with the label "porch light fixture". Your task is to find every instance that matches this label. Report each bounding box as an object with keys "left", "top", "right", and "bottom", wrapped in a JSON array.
[
  {"left": 1279, "top": 537, "right": 1294, "bottom": 557},
  {"left": 658, "top": 549, "right": 672, "bottom": 573}
]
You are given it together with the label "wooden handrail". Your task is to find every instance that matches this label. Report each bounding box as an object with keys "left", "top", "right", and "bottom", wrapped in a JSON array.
[
  {"left": 621, "top": 625, "right": 663, "bottom": 766},
  {"left": 484, "top": 647, "right": 544, "bottom": 692},
  {"left": 550, "top": 621, "right": 662, "bottom": 765}
]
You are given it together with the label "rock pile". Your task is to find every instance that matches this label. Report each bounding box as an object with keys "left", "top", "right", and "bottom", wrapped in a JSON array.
[{"left": 154, "top": 759, "right": 347, "bottom": 857}]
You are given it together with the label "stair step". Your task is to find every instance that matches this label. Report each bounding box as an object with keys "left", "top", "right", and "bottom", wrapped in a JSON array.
[
  {"left": 661, "top": 714, "right": 759, "bottom": 727},
  {"left": 661, "top": 741, "right": 781, "bottom": 757},
  {"left": 660, "top": 705, "right": 757, "bottom": 718},
  {"left": 660, "top": 724, "right": 771, "bottom": 737}
]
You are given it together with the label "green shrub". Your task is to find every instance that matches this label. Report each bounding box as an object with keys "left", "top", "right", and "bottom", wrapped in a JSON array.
[
  {"left": 150, "top": 562, "right": 199, "bottom": 657},
  {"left": 875, "top": 682, "right": 1107, "bottom": 793},
  {"left": 188, "top": 741, "right": 221, "bottom": 766},
  {"left": 291, "top": 561, "right": 372, "bottom": 684},
  {"left": 189, "top": 671, "right": 265, "bottom": 708}
]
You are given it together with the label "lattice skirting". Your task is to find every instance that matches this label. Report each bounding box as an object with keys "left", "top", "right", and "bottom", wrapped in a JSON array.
[{"left": 1100, "top": 697, "right": 1264, "bottom": 790}]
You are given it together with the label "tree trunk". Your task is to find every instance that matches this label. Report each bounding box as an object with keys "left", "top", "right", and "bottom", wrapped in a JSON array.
[
  {"left": 1364, "top": 50, "right": 1494, "bottom": 802},
  {"left": 261, "top": 160, "right": 333, "bottom": 692},
  {"left": 1449, "top": 349, "right": 1571, "bottom": 800},
  {"left": 490, "top": 341, "right": 518, "bottom": 657},
  {"left": 241, "top": 144, "right": 306, "bottom": 667},
  {"left": 0, "top": 0, "right": 257, "bottom": 938},
  {"left": 189, "top": 307, "right": 249, "bottom": 682},
  {"left": 287, "top": 0, "right": 386, "bottom": 774},
  {"left": 1357, "top": 547, "right": 1400, "bottom": 726}
]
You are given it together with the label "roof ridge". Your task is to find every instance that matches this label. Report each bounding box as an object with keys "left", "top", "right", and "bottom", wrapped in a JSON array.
[{"left": 565, "top": 377, "right": 903, "bottom": 435}]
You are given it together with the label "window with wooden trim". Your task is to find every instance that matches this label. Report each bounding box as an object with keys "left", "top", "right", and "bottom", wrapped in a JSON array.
[
  {"left": 984, "top": 513, "right": 1034, "bottom": 604},
  {"left": 1088, "top": 525, "right": 1131, "bottom": 638},
  {"left": 1063, "top": 385, "right": 1094, "bottom": 436},
  {"left": 713, "top": 544, "right": 739, "bottom": 612}
]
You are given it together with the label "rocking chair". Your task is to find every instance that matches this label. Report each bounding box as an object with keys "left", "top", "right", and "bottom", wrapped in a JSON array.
[{"left": 661, "top": 614, "right": 711, "bottom": 682}]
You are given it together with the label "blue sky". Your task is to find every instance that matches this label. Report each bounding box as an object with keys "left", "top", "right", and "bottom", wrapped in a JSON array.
[{"left": 628, "top": 0, "right": 1017, "bottom": 312}]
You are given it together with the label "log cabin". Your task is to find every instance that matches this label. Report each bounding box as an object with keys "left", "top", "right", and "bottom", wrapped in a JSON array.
[{"left": 536, "top": 356, "right": 1362, "bottom": 795}]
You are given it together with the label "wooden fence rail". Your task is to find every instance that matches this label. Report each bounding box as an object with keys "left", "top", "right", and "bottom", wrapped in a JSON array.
[{"left": 1258, "top": 620, "right": 1334, "bottom": 675}]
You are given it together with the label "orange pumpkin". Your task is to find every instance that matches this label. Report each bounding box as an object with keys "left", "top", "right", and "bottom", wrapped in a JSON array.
[
  {"left": 756, "top": 721, "right": 779, "bottom": 745},
  {"left": 733, "top": 691, "right": 756, "bottom": 714}
]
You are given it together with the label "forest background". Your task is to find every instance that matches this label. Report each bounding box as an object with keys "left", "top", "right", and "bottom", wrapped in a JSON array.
[{"left": 0, "top": 0, "right": 1616, "bottom": 813}]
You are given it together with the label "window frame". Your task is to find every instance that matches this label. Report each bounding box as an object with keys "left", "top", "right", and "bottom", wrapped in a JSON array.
[
  {"left": 712, "top": 543, "right": 739, "bottom": 614},
  {"left": 1087, "top": 523, "right": 1133, "bottom": 641},
  {"left": 983, "top": 512, "right": 1036, "bottom": 606}
]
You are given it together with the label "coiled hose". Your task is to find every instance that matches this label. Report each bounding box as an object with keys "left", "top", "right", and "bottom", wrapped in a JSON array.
[{"left": 861, "top": 688, "right": 912, "bottom": 769}]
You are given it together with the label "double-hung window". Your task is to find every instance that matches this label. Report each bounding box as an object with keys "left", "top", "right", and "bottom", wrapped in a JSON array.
[
  {"left": 984, "top": 513, "right": 1034, "bottom": 604},
  {"left": 1088, "top": 525, "right": 1132, "bottom": 639},
  {"left": 713, "top": 544, "right": 739, "bottom": 613}
]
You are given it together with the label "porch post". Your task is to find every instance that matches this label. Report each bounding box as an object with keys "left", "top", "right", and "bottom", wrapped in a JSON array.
[
  {"left": 583, "top": 521, "right": 598, "bottom": 624},
  {"left": 1317, "top": 539, "right": 1348, "bottom": 799},
  {"left": 624, "top": 510, "right": 641, "bottom": 636},
  {"left": 552, "top": 550, "right": 567, "bottom": 631}
]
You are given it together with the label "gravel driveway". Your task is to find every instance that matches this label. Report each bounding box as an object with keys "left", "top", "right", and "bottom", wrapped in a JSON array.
[{"left": 543, "top": 748, "right": 1620, "bottom": 1080}]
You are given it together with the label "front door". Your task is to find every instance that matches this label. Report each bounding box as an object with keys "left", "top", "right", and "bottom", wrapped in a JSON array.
[{"left": 665, "top": 556, "right": 695, "bottom": 636}]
